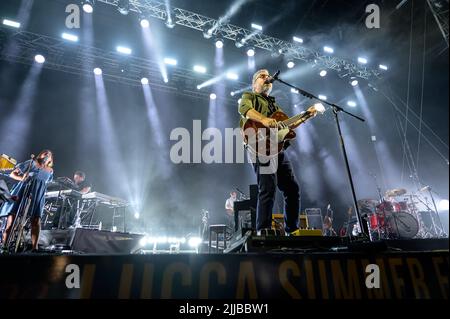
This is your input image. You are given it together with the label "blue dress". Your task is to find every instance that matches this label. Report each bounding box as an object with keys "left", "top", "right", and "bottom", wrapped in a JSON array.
[{"left": 0, "top": 160, "right": 53, "bottom": 219}]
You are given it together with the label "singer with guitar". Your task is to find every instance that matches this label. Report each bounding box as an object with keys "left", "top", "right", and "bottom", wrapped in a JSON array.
[
  {"left": 238, "top": 69, "right": 324, "bottom": 235},
  {"left": 0, "top": 150, "right": 54, "bottom": 252}
]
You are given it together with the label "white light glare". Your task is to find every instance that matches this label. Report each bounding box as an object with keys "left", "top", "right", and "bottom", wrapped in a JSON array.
[
  {"left": 358, "top": 57, "right": 368, "bottom": 64},
  {"left": 319, "top": 70, "right": 327, "bottom": 77},
  {"left": 230, "top": 91, "right": 235, "bottom": 96},
  {"left": 347, "top": 101, "right": 357, "bottom": 107},
  {"left": 193, "top": 65, "right": 207, "bottom": 73},
  {"left": 226, "top": 72, "right": 238, "bottom": 80},
  {"left": 141, "top": 77, "right": 149, "bottom": 85},
  {"left": 82, "top": 4, "right": 93, "bottom": 13},
  {"left": 2, "top": 19, "right": 21, "bottom": 28},
  {"left": 140, "top": 19, "right": 149, "bottom": 28},
  {"left": 293, "top": 36, "right": 303, "bottom": 43},
  {"left": 188, "top": 237, "right": 202, "bottom": 248},
  {"left": 379, "top": 64, "right": 388, "bottom": 70},
  {"left": 93, "top": 67, "right": 102, "bottom": 75},
  {"left": 287, "top": 61, "right": 295, "bottom": 69},
  {"left": 323, "top": 46, "right": 334, "bottom": 54},
  {"left": 318, "top": 94, "right": 327, "bottom": 100},
  {"left": 116, "top": 46, "right": 132, "bottom": 55},
  {"left": 210, "top": 93, "right": 217, "bottom": 100},
  {"left": 164, "top": 58, "right": 177, "bottom": 65},
  {"left": 351, "top": 80, "right": 359, "bottom": 86},
  {"left": 251, "top": 23, "right": 262, "bottom": 31},
  {"left": 246, "top": 48, "right": 255, "bottom": 57},
  {"left": 215, "top": 40, "right": 224, "bottom": 48},
  {"left": 61, "top": 32, "right": 78, "bottom": 42},
  {"left": 34, "top": 54, "right": 45, "bottom": 64},
  {"left": 134, "top": 212, "right": 140, "bottom": 219},
  {"left": 438, "top": 199, "right": 449, "bottom": 211},
  {"left": 291, "top": 88, "right": 299, "bottom": 94}
]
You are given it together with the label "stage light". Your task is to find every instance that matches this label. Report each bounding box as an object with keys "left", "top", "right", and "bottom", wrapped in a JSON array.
[
  {"left": 2, "top": 19, "right": 20, "bottom": 28},
  {"left": 93, "top": 67, "right": 102, "bottom": 75},
  {"left": 379, "top": 64, "right": 388, "bottom": 70},
  {"left": 215, "top": 39, "right": 224, "bottom": 48},
  {"left": 351, "top": 79, "right": 358, "bottom": 86},
  {"left": 291, "top": 88, "right": 299, "bottom": 94},
  {"left": 196, "top": 85, "right": 201, "bottom": 90},
  {"left": 61, "top": 32, "right": 78, "bottom": 42},
  {"left": 323, "top": 46, "right": 334, "bottom": 54},
  {"left": 140, "top": 18, "right": 149, "bottom": 28},
  {"left": 246, "top": 48, "right": 255, "bottom": 57},
  {"left": 134, "top": 212, "right": 140, "bottom": 219},
  {"left": 82, "top": 0, "right": 95, "bottom": 13},
  {"left": 235, "top": 35, "right": 246, "bottom": 48},
  {"left": 287, "top": 61, "right": 295, "bottom": 69},
  {"left": 210, "top": 93, "right": 217, "bottom": 100},
  {"left": 230, "top": 91, "right": 235, "bottom": 96},
  {"left": 141, "top": 77, "right": 149, "bottom": 85},
  {"left": 251, "top": 23, "right": 262, "bottom": 31},
  {"left": 226, "top": 72, "right": 238, "bottom": 80},
  {"left": 439, "top": 199, "right": 449, "bottom": 211},
  {"left": 34, "top": 54, "right": 45, "bottom": 64},
  {"left": 139, "top": 237, "right": 147, "bottom": 247},
  {"left": 163, "top": 78, "right": 169, "bottom": 83},
  {"left": 318, "top": 94, "right": 327, "bottom": 100},
  {"left": 347, "top": 100, "right": 357, "bottom": 107},
  {"left": 358, "top": 57, "right": 368, "bottom": 64},
  {"left": 116, "top": 46, "right": 132, "bottom": 55},
  {"left": 193, "top": 65, "right": 207, "bottom": 73},
  {"left": 293, "top": 36, "right": 303, "bottom": 43},
  {"left": 117, "top": 0, "right": 130, "bottom": 15},
  {"left": 319, "top": 70, "right": 327, "bottom": 77},
  {"left": 188, "top": 237, "right": 202, "bottom": 248},
  {"left": 164, "top": 57, "right": 177, "bottom": 65}
]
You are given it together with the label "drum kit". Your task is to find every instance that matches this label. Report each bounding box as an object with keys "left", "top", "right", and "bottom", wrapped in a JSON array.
[{"left": 357, "top": 187, "right": 447, "bottom": 241}]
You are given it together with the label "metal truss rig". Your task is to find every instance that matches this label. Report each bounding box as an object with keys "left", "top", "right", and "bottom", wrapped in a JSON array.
[
  {"left": 97, "top": 0, "right": 381, "bottom": 80},
  {"left": 0, "top": 26, "right": 247, "bottom": 102},
  {"left": 427, "top": 0, "right": 449, "bottom": 48}
]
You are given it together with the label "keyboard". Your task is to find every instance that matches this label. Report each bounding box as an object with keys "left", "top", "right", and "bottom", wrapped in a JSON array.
[
  {"left": 82, "top": 192, "right": 128, "bottom": 207},
  {"left": 45, "top": 189, "right": 82, "bottom": 199}
]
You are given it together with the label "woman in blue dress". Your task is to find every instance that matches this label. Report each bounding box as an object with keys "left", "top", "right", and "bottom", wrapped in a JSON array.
[{"left": 1, "top": 150, "right": 54, "bottom": 251}]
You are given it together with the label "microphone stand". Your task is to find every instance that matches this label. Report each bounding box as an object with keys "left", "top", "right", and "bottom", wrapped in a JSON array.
[{"left": 273, "top": 75, "right": 369, "bottom": 239}]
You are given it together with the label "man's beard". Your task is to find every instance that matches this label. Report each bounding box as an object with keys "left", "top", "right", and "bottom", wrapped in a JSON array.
[{"left": 261, "top": 84, "right": 272, "bottom": 95}]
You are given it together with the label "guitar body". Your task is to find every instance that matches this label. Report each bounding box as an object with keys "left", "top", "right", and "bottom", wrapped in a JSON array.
[
  {"left": 241, "top": 103, "right": 325, "bottom": 158},
  {"left": 242, "top": 111, "right": 296, "bottom": 157}
]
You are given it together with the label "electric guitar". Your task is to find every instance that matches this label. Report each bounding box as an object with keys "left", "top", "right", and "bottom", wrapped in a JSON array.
[{"left": 242, "top": 103, "right": 325, "bottom": 157}]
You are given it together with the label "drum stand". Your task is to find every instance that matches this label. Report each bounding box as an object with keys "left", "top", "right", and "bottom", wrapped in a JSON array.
[{"left": 415, "top": 193, "right": 447, "bottom": 238}]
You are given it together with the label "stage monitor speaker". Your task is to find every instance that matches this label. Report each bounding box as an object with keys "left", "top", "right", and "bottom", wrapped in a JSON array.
[{"left": 39, "top": 229, "right": 144, "bottom": 254}]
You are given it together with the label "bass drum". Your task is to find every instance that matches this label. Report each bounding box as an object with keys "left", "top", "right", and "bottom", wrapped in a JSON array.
[{"left": 386, "top": 211, "right": 419, "bottom": 239}]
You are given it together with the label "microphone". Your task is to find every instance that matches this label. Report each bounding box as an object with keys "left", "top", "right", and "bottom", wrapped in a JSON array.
[{"left": 264, "top": 70, "right": 280, "bottom": 84}]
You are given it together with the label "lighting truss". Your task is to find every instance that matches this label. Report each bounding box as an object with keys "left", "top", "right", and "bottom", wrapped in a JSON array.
[
  {"left": 0, "top": 26, "right": 250, "bottom": 102},
  {"left": 427, "top": 0, "right": 449, "bottom": 48},
  {"left": 97, "top": 0, "right": 381, "bottom": 80}
]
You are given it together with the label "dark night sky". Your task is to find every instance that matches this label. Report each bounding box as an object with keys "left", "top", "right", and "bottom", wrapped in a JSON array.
[{"left": 0, "top": 0, "right": 448, "bottom": 235}]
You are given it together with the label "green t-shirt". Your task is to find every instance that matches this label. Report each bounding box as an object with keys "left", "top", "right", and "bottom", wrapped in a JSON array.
[{"left": 238, "top": 91, "right": 284, "bottom": 128}]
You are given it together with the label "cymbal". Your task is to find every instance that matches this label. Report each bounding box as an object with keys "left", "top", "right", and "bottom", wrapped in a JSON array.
[{"left": 385, "top": 188, "right": 407, "bottom": 197}]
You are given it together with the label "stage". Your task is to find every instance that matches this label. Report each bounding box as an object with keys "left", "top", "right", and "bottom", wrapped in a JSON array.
[{"left": 0, "top": 237, "right": 448, "bottom": 299}]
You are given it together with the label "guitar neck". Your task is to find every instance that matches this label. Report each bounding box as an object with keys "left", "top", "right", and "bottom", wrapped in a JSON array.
[{"left": 282, "top": 111, "right": 312, "bottom": 127}]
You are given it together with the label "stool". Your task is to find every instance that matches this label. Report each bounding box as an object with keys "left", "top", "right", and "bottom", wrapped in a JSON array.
[{"left": 209, "top": 224, "right": 227, "bottom": 253}]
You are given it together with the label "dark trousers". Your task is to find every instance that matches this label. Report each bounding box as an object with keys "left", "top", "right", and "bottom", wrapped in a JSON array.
[{"left": 252, "top": 151, "right": 300, "bottom": 233}]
